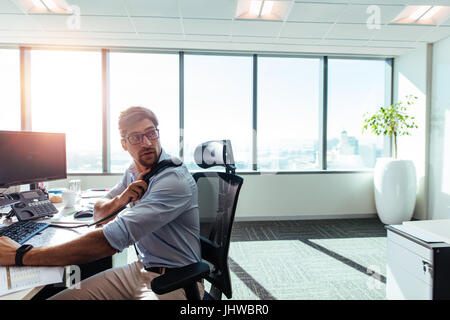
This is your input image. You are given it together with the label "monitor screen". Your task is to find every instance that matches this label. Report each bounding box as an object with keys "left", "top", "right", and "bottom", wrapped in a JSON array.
[{"left": 0, "top": 131, "right": 67, "bottom": 187}]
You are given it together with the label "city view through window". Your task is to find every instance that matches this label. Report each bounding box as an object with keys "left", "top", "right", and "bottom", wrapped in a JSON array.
[
  {"left": 0, "top": 49, "right": 20, "bottom": 131},
  {"left": 327, "top": 59, "right": 386, "bottom": 170},
  {"left": 0, "top": 49, "right": 389, "bottom": 173}
]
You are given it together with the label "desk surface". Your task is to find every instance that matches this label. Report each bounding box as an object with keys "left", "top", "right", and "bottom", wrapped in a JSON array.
[
  {"left": 0, "top": 199, "right": 97, "bottom": 299},
  {"left": 402, "top": 219, "right": 450, "bottom": 245}
]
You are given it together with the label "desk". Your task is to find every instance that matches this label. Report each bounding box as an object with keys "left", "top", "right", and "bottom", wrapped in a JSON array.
[
  {"left": 386, "top": 224, "right": 450, "bottom": 300},
  {"left": 0, "top": 200, "right": 112, "bottom": 300}
]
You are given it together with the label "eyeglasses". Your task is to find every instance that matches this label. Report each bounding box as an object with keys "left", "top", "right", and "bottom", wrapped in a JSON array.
[{"left": 124, "top": 129, "right": 159, "bottom": 145}]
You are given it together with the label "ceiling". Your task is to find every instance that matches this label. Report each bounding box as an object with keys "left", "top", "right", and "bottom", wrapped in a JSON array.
[{"left": 0, "top": 0, "right": 449, "bottom": 57}]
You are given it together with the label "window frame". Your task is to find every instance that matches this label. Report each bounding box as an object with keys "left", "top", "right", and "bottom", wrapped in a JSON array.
[
  {"left": 107, "top": 49, "right": 181, "bottom": 173},
  {"left": 324, "top": 56, "right": 393, "bottom": 171},
  {"left": 27, "top": 47, "right": 104, "bottom": 173},
  {"left": 7, "top": 45, "right": 392, "bottom": 175},
  {"left": 183, "top": 52, "right": 254, "bottom": 172}
]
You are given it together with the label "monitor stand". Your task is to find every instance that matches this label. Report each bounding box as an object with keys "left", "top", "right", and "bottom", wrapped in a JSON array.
[{"left": 29, "top": 183, "right": 39, "bottom": 190}]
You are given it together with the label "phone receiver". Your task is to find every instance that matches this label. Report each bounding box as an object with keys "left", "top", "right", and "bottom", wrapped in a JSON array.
[
  {"left": 85, "top": 158, "right": 182, "bottom": 227},
  {"left": 142, "top": 159, "right": 182, "bottom": 184}
]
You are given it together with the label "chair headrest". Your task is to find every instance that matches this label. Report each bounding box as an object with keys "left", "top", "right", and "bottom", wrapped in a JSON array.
[{"left": 194, "top": 140, "right": 236, "bottom": 173}]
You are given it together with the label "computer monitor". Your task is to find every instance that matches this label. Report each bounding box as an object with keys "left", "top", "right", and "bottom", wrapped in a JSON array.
[{"left": 0, "top": 131, "right": 67, "bottom": 188}]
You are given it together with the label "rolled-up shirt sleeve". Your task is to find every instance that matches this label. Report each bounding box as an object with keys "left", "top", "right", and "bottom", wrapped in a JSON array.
[
  {"left": 102, "top": 170, "right": 195, "bottom": 252},
  {"left": 104, "top": 173, "right": 128, "bottom": 200}
]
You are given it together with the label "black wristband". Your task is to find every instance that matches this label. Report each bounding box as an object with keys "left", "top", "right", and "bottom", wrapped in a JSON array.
[{"left": 15, "top": 244, "right": 33, "bottom": 266}]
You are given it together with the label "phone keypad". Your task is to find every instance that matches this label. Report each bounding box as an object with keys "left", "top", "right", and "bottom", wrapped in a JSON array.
[{"left": 27, "top": 200, "right": 58, "bottom": 215}]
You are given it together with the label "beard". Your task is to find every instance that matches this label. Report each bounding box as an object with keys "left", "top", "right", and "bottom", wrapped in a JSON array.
[{"left": 137, "top": 147, "right": 160, "bottom": 168}]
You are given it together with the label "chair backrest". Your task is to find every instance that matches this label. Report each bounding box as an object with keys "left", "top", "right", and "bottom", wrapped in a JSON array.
[
  {"left": 193, "top": 139, "right": 243, "bottom": 299},
  {"left": 194, "top": 139, "right": 236, "bottom": 174},
  {"left": 193, "top": 171, "right": 243, "bottom": 299}
]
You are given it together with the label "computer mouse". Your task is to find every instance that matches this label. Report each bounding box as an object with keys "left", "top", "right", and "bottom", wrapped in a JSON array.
[{"left": 74, "top": 209, "right": 94, "bottom": 219}]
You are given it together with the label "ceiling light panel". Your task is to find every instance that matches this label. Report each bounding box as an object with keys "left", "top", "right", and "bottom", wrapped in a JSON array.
[
  {"left": 236, "top": 0, "right": 290, "bottom": 21},
  {"left": 18, "top": 0, "right": 72, "bottom": 14},
  {"left": 392, "top": 5, "right": 450, "bottom": 25}
]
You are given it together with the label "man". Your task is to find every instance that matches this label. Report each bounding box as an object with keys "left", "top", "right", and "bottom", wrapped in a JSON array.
[{"left": 0, "top": 106, "right": 203, "bottom": 300}]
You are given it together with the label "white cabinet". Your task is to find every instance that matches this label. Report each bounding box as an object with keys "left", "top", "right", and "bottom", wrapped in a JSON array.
[{"left": 386, "top": 226, "right": 450, "bottom": 300}]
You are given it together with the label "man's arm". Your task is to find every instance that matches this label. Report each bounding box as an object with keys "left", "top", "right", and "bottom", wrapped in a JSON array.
[
  {"left": 0, "top": 229, "right": 117, "bottom": 266},
  {"left": 93, "top": 168, "right": 151, "bottom": 225},
  {"left": 93, "top": 196, "right": 128, "bottom": 225}
]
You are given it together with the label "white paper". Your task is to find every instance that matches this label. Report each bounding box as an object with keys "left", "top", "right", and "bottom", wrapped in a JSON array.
[
  {"left": 391, "top": 224, "right": 443, "bottom": 243},
  {"left": 0, "top": 266, "right": 64, "bottom": 297},
  {"left": 81, "top": 190, "right": 108, "bottom": 199},
  {"left": 403, "top": 219, "right": 450, "bottom": 245}
]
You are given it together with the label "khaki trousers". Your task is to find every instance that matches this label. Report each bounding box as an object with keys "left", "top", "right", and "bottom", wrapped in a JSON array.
[{"left": 49, "top": 261, "right": 204, "bottom": 300}]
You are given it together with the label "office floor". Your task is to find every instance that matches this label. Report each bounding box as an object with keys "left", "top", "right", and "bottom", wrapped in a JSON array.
[
  {"left": 219, "top": 218, "right": 387, "bottom": 300},
  {"left": 121, "top": 217, "right": 387, "bottom": 300}
]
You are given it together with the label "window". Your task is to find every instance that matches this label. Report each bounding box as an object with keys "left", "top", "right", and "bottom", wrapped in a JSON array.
[
  {"left": 109, "top": 52, "right": 179, "bottom": 173},
  {"left": 327, "top": 59, "right": 387, "bottom": 170},
  {"left": 0, "top": 49, "right": 20, "bottom": 130},
  {"left": 258, "top": 57, "right": 320, "bottom": 171},
  {"left": 184, "top": 54, "right": 253, "bottom": 171},
  {"left": 30, "top": 50, "right": 102, "bottom": 173},
  {"left": 8, "top": 46, "right": 390, "bottom": 174}
]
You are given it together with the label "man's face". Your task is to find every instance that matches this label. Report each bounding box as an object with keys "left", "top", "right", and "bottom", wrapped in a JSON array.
[{"left": 121, "top": 118, "right": 162, "bottom": 170}]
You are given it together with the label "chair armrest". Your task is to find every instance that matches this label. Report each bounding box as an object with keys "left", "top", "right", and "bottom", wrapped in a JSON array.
[{"left": 150, "top": 262, "right": 211, "bottom": 295}]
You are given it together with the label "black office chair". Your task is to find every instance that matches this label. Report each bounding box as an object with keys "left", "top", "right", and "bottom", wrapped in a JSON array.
[{"left": 150, "top": 140, "right": 244, "bottom": 300}]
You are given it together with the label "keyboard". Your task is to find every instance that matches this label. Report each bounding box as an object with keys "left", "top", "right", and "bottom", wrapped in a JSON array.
[
  {"left": 0, "top": 195, "right": 20, "bottom": 209},
  {"left": 0, "top": 221, "right": 50, "bottom": 244}
]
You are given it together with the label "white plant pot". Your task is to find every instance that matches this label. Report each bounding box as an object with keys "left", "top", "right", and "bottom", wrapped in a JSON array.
[{"left": 373, "top": 158, "right": 417, "bottom": 225}]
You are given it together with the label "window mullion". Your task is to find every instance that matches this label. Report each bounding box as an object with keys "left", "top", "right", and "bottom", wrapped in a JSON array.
[
  {"left": 20, "top": 47, "right": 32, "bottom": 131},
  {"left": 319, "top": 56, "right": 328, "bottom": 171},
  {"left": 102, "top": 49, "right": 110, "bottom": 173},
  {"left": 179, "top": 51, "right": 184, "bottom": 161},
  {"left": 253, "top": 54, "right": 258, "bottom": 171}
]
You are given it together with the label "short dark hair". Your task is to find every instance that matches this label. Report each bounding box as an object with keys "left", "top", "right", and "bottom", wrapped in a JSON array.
[{"left": 118, "top": 106, "right": 159, "bottom": 138}]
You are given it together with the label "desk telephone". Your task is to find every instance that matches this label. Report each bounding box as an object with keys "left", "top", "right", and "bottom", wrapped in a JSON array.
[{"left": 8, "top": 189, "right": 58, "bottom": 221}]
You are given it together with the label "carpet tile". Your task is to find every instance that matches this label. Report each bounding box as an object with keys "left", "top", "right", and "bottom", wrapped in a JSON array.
[{"left": 221, "top": 218, "right": 387, "bottom": 300}]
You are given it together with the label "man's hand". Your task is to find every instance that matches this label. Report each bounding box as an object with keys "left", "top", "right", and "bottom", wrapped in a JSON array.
[
  {"left": 118, "top": 167, "right": 152, "bottom": 207},
  {"left": 93, "top": 167, "right": 152, "bottom": 225},
  {"left": 0, "top": 236, "right": 20, "bottom": 265}
]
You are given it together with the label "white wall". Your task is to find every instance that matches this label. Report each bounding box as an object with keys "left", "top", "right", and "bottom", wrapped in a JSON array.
[
  {"left": 393, "top": 44, "right": 430, "bottom": 220},
  {"left": 234, "top": 173, "right": 376, "bottom": 220},
  {"left": 428, "top": 35, "right": 450, "bottom": 220},
  {"left": 49, "top": 172, "right": 377, "bottom": 221}
]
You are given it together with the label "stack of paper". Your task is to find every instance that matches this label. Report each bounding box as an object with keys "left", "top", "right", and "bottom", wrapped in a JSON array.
[
  {"left": 81, "top": 189, "right": 109, "bottom": 199},
  {"left": 0, "top": 266, "right": 64, "bottom": 297}
]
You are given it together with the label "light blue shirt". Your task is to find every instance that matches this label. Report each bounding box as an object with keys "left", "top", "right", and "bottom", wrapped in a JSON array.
[{"left": 102, "top": 149, "right": 201, "bottom": 268}]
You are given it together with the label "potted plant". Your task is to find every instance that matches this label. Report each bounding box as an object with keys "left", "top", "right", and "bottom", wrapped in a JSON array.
[{"left": 363, "top": 95, "right": 418, "bottom": 224}]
